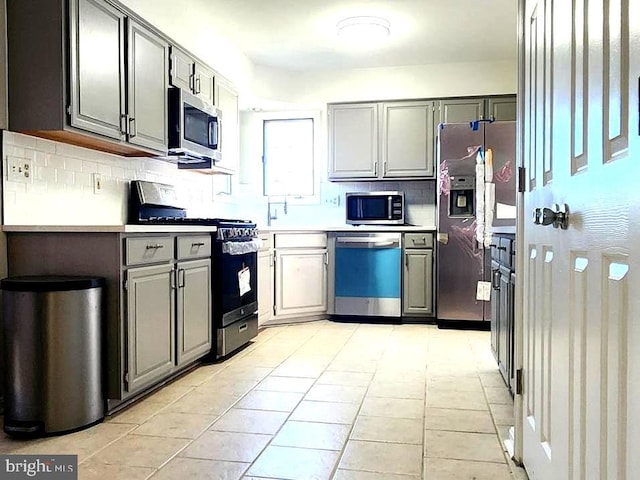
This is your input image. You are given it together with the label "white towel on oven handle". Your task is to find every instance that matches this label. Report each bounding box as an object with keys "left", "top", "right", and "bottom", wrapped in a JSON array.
[{"left": 222, "top": 238, "right": 262, "bottom": 255}]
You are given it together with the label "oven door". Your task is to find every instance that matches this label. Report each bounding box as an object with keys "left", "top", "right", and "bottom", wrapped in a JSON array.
[{"left": 217, "top": 241, "right": 258, "bottom": 327}]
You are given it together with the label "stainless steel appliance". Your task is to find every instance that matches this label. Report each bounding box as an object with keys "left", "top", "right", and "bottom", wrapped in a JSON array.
[
  {"left": 436, "top": 121, "right": 516, "bottom": 323},
  {"left": 167, "top": 87, "right": 222, "bottom": 168},
  {"left": 129, "top": 181, "right": 259, "bottom": 357},
  {"left": 331, "top": 232, "right": 402, "bottom": 317},
  {"left": 345, "top": 191, "right": 404, "bottom": 225}
]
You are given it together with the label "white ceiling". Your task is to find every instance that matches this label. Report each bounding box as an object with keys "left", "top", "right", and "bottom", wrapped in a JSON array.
[{"left": 198, "top": 0, "right": 518, "bottom": 71}]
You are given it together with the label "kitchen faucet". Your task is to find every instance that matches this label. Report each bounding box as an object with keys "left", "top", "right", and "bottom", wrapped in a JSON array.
[{"left": 267, "top": 196, "right": 288, "bottom": 226}]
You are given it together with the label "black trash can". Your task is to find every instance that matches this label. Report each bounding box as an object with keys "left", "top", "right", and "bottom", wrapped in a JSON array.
[{"left": 1, "top": 276, "right": 106, "bottom": 436}]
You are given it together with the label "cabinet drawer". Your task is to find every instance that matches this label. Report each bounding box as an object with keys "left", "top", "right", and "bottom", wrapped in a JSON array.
[
  {"left": 275, "top": 233, "right": 327, "bottom": 249},
  {"left": 258, "top": 232, "right": 273, "bottom": 251},
  {"left": 125, "top": 236, "right": 173, "bottom": 265},
  {"left": 177, "top": 235, "right": 212, "bottom": 260},
  {"left": 404, "top": 233, "right": 434, "bottom": 248}
]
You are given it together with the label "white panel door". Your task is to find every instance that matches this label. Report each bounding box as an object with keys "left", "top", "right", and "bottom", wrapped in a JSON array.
[{"left": 520, "top": 0, "right": 639, "bottom": 479}]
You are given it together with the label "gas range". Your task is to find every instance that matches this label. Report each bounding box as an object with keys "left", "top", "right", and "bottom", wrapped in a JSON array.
[{"left": 128, "top": 181, "right": 258, "bottom": 240}]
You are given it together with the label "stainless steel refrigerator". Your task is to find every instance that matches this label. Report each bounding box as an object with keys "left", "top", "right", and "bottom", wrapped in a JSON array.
[{"left": 436, "top": 121, "right": 516, "bottom": 322}]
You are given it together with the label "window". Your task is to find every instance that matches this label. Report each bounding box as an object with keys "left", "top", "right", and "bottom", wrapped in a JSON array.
[{"left": 263, "top": 118, "right": 315, "bottom": 197}]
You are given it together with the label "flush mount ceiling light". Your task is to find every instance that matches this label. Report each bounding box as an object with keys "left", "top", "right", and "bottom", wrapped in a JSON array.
[{"left": 336, "top": 16, "right": 391, "bottom": 41}]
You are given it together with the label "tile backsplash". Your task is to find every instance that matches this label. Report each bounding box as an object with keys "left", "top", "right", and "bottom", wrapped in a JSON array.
[
  {"left": 1, "top": 131, "right": 235, "bottom": 225},
  {"left": 2, "top": 131, "right": 436, "bottom": 227}
]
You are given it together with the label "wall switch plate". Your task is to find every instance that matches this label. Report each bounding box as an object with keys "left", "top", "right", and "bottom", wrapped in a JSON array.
[
  {"left": 324, "top": 195, "right": 341, "bottom": 207},
  {"left": 6, "top": 156, "right": 33, "bottom": 182},
  {"left": 92, "top": 173, "right": 102, "bottom": 194}
]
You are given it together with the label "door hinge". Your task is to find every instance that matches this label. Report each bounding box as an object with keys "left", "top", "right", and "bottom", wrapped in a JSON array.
[
  {"left": 273, "top": 305, "right": 277, "bottom": 314},
  {"left": 123, "top": 372, "right": 129, "bottom": 386},
  {"left": 515, "top": 368, "right": 523, "bottom": 395},
  {"left": 123, "top": 279, "right": 128, "bottom": 291},
  {"left": 517, "top": 166, "right": 526, "bottom": 193},
  {"left": 66, "top": 104, "right": 71, "bottom": 116}
]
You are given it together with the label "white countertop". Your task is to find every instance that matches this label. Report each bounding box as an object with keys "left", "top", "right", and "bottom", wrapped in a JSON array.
[
  {"left": 260, "top": 225, "right": 437, "bottom": 233},
  {"left": 3, "top": 225, "right": 218, "bottom": 233}
]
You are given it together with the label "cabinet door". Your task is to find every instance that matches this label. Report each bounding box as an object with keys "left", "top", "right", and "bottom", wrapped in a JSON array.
[
  {"left": 127, "top": 19, "right": 168, "bottom": 152},
  {"left": 439, "top": 98, "right": 486, "bottom": 124},
  {"left": 498, "top": 266, "right": 510, "bottom": 383},
  {"left": 176, "top": 259, "right": 212, "bottom": 366},
  {"left": 275, "top": 249, "right": 327, "bottom": 316},
  {"left": 487, "top": 96, "right": 517, "bottom": 121},
  {"left": 382, "top": 101, "right": 435, "bottom": 178},
  {"left": 169, "top": 47, "right": 195, "bottom": 92},
  {"left": 216, "top": 80, "right": 239, "bottom": 173},
  {"left": 402, "top": 248, "right": 434, "bottom": 315},
  {"left": 126, "top": 263, "right": 174, "bottom": 393},
  {"left": 258, "top": 250, "right": 274, "bottom": 325},
  {"left": 490, "top": 260, "right": 501, "bottom": 358},
  {"left": 69, "top": 0, "right": 125, "bottom": 140},
  {"left": 194, "top": 63, "right": 215, "bottom": 105},
  {"left": 328, "top": 103, "right": 379, "bottom": 179}
]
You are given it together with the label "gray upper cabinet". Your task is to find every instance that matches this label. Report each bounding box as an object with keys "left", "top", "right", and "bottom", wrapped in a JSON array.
[
  {"left": 439, "top": 98, "right": 486, "bottom": 124},
  {"left": 328, "top": 103, "right": 379, "bottom": 179},
  {"left": 169, "top": 47, "right": 215, "bottom": 105},
  {"left": 215, "top": 78, "right": 240, "bottom": 173},
  {"left": 487, "top": 97, "right": 517, "bottom": 121},
  {"left": 70, "top": 0, "right": 126, "bottom": 140},
  {"left": 329, "top": 101, "right": 436, "bottom": 180},
  {"left": 382, "top": 101, "right": 435, "bottom": 178},
  {"left": 127, "top": 20, "right": 168, "bottom": 152},
  {"left": 439, "top": 96, "right": 517, "bottom": 125},
  {"left": 8, "top": 0, "right": 222, "bottom": 157}
]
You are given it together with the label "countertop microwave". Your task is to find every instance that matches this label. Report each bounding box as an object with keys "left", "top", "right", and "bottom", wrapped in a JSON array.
[
  {"left": 167, "top": 87, "right": 222, "bottom": 167},
  {"left": 345, "top": 192, "right": 405, "bottom": 225}
]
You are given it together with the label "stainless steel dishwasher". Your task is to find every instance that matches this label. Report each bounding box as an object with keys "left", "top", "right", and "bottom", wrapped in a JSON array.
[{"left": 331, "top": 232, "right": 402, "bottom": 317}]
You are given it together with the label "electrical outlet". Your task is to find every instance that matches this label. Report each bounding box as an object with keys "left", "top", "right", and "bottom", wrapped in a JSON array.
[
  {"left": 6, "top": 156, "right": 33, "bottom": 183},
  {"left": 324, "top": 195, "right": 341, "bottom": 207},
  {"left": 92, "top": 173, "right": 102, "bottom": 194}
]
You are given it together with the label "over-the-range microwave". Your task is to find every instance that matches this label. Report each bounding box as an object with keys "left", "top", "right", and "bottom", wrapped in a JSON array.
[
  {"left": 345, "top": 191, "right": 405, "bottom": 225},
  {"left": 167, "top": 87, "right": 222, "bottom": 168}
]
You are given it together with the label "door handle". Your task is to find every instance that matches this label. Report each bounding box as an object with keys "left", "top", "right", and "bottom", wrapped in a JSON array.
[
  {"left": 492, "top": 269, "right": 501, "bottom": 290},
  {"left": 533, "top": 204, "right": 569, "bottom": 229}
]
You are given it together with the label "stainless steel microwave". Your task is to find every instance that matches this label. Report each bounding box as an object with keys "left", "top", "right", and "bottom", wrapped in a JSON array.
[
  {"left": 345, "top": 192, "right": 405, "bottom": 225},
  {"left": 168, "top": 87, "right": 222, "bottom": 166}
]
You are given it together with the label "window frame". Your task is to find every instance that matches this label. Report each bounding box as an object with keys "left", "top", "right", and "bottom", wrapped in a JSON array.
[{"left": 260, "top": 110, "right": 322, "bottom": 205}]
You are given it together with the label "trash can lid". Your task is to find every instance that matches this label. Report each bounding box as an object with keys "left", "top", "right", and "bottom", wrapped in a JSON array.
[{"left": 0, "top": 276, "right": 106, "bottom": 292}]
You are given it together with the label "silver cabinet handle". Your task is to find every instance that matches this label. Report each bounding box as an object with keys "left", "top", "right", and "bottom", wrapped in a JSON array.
[
  {"left": 189, "top": 73, "right": 195, "bottom": 92},
  {"left": 120, "top": 114, "right": 128, "bottom": 135},
  {"left": 129, "top": 117, "right": 136, "bottom": 138},
  {"left": 374, "top": 162, "right": 378, "bottom": 176},
  {"left": 191, "top": 242, "right": 206, "bottom": 247},
  {"left": 170, "top": 269, "right": 177, "bottom": 290},
  {"left": 145, "top": 244, "right": 164, "bottom": 250},
  {"left": 238, "top": 323, "right": 248, "bottom": 332},
  {"left": 178, "top": 269, "right": 185, "bottom": 288},
  {"left": 195, "top": 76, "right": 202, "bottom": 94},
  {"left": 324, "top": 251, "right": 329, "bottom": 265}
]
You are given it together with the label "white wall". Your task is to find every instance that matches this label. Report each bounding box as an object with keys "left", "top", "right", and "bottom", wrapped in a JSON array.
[
  {"left": 119, "top": 0, "right": 254, "bottom": 94},
  {"left": 250, "top": 60, "right": 516, "bottom": 108}
]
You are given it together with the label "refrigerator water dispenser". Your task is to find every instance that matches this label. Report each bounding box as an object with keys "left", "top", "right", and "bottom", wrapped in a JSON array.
[{"left": 449, "top": 176, "right": 475, "bottom": 217}]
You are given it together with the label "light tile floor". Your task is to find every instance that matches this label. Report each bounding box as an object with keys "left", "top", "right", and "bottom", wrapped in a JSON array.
[{"left": 0, "top": 321, "right": 529, "bottom": 480}]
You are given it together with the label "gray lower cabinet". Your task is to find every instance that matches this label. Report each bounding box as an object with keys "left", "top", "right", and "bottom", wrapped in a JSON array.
[
  {"left": 125, "top": 263, "right": 175, "bottom": 393},
  {"left": 402, "top": 233, "right": 435, "bottom": 316},
  {"left": 176, "top": 258, "right": 212, "bottom": 366},
  {"left": 122, "top": 234, "right": 212, "bottom": 396}
]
